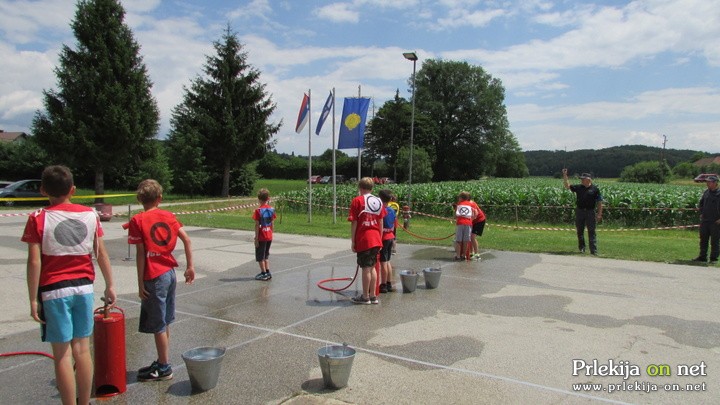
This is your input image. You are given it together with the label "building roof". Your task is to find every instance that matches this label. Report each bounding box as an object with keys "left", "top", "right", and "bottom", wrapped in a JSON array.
[{"left": 0, "top": 131, "right": 28, "bottom": 143}]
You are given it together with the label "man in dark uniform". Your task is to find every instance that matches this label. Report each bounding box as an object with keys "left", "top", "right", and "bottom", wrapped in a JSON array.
[
  {"left": 563, "top": 169, "right": 603, "bottom": 255},
  {"left": 693, "top": 175, "right": 720, "bottom": 264}
]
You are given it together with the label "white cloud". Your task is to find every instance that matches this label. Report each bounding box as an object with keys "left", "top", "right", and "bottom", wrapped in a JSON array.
[
  {"left": 0, "top": 0, "right": 73, "bottom": 43},
  {"left": 315, "top": 3, "right": 359, "bottom": 23},
  {"left": 227, "top": 0, "right": 272, "bottom": 20},
  {"left": 121, "top": 0, "right": 162, "bottom": 13},
  {"left": 436, "top": 8, "right": 505, "bottom": 28}
]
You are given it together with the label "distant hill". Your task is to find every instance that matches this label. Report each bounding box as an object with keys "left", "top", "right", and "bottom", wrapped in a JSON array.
[{"left": 523, "top": 145, "right": 702, "bottom": 178}]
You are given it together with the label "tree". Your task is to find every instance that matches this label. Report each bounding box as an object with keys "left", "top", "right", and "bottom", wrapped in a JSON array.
[
  {"left": 396, "top": 146, "right": 433, "bottom": 183},
  {"left": 619, "top": 161, "right": 671, "bottom": 183},
  {"left": 413, "top": 59, "right": 525, "bottom": 180},
  {"left": 365, "top": 90, "right": 436, "bottom": 179},
  {"left": 168, "top": 26, "right": 280, "bottom": 197},
  {"left": 32, "top": 0, "right": 160, "bottom": 198}
]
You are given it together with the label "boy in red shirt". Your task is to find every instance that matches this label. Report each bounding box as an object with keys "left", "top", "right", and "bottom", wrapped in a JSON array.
[
  {"left": 378, "top": 189, "right": 397, "bottom": 293},
  {"left": 23, "top": 165, "right": 116, "bottom": 405},
  {"left": 348, "top": 177, "right": 385, "bottom": 304},
  {"left": 469, "top": 198, "right": 486, "bottom": 259},
  {"left": 454, "top": 191, "right": 477, "bottom": 260},
  {"left": 253, "top": 188, "right": 276, "bottom": 281},
  {"left": 128, "top": 179, "right": 195, "bottom": 382}
]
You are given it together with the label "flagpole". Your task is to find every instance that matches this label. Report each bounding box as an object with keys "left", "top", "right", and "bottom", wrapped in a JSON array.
[
  {"left": 331, "top": 87, "right": 337, "bottom": 224},
  {"left": 308, "top": 89, "right": 312, "bottom": 223},
  {"left": 357, "top": 85, "right": 361, "bottom": 181}
]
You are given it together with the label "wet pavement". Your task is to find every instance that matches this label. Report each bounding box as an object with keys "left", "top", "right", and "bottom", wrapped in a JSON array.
[{"left": 0, "top": 211, "right": 719, "bottom": 404}]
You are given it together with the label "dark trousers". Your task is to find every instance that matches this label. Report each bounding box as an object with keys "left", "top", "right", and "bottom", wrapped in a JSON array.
[
  {"left": 575, "top": 209, "right": 597, "bottom": 253},
  {"left": 698, "top": 221, "right": 720, "bottom": 261}
]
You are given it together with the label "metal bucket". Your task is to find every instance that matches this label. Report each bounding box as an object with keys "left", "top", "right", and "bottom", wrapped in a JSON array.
[
  {"left": 317, "top": 344, "right": 355, "bottom": 389},
  {"left": 182, "top": 347, "right": 226, "bottom": 392},
  {"left": 400, "top": 270, "right": 418, "bottom": 293},
  {"left": 423, "top": 268, "right": 442, "bottom": 289}
]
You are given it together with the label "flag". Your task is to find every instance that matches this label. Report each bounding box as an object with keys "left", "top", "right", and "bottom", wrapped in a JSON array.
[
  {"left": 315, "top": 91, "right": 333, "bottom": 135},
  {"left": 295, "top": 93, "right": 310, "bottom": 133},
  {"left": 337, "top": 97, "right": 371, "bottom": 149}
]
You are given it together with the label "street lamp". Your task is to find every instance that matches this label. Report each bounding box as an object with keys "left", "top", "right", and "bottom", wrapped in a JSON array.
[{"left": 403, "top": 51, "right": 417, "bottom": 216}]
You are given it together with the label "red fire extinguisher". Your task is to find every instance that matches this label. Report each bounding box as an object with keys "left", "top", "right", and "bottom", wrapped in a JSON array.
[{"left": 93, "top": 300, "right": 126, "bottom": 397}]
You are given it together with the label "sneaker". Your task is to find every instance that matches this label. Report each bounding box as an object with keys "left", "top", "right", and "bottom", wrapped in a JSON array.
[
  {"left": 137, "top": 362, "right": 173, "bottom": 382},
  {"left": 710, "top": 259, "right": 718, "bottom": 264},
  {"left": 591, "top": 251, "right": 598, "bottom": 256},
  {"left": 369, "top": 296, "right": 379, "bottom": 304},
  {"left": 692, "top": 256, "right": 707, "bottom": 262},
  {"left": 351, "top": 295, "right": 371, "bottom": 305},
  {"left": 138, "top": 360, "right": 159, "bottom": 374},
  {"left": 263, "top": 272, "right": 272, "bottom": 281},
  {"left": 385, "top": 282, "right": 395, "bottom": 292},
  {"left": 579, "top": 248, "right": 585, "bottom": 253},
  {"left": 254, "top": 272, "right": 265, "bottom": 280},
  {"left": 379, "top": 284, "right": 388, "bottom": 293}
]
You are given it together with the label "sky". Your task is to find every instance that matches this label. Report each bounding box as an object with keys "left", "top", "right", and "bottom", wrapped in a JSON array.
[{"left": 1, "top": 0, "right": 719, "bottom": 156}]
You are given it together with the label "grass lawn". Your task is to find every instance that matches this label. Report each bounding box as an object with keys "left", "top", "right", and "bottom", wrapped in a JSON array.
[{"left": 175, "top": 204, "right": 703, "bottom": 265}]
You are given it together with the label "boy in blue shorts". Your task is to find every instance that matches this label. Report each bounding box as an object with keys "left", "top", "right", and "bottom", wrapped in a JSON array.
[
  {"left": 23, "top": 165, "right": 116, "bottom": 405},
  {"left": 253, "top": 188, "right": 276, "bottom": 281},
  {"left": 128, "top": 179, "right": 195, "bottom": 382}
]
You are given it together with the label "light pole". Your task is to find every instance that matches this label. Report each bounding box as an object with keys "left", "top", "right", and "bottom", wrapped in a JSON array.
[{"left": 403, "top": 51, "right": 417, "bottom": 213}]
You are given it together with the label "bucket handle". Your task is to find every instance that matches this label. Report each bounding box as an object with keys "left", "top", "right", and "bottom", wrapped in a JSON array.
[{"left": 325, "top": 334, "right": 352, "bottom": 357}]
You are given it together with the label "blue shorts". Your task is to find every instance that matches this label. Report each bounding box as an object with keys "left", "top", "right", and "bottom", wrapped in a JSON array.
[
  {"left": 139, "top": 270, "right": 176, "bottom": 334},
  {"left": 40, "top": 282, "right": 94, "bottom": 343}
]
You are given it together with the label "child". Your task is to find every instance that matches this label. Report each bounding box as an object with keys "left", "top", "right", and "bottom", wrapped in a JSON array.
[
  {"left": 23, "top": 165, "right": 116, "bottom": 405},
  {"left": 388, "top": 194, "right": 400, "bottom": 254},
  {"left": 128, "top": 179, "right": 195, "bottom": 382},
  {"left": 454, "top": 191, "right": 477, "bottom": 260},
  {"left": 253, "top": 188, "right": 276, "bottom": 281},
  {"left": 348, "top": 177, "right": 385, "bottom": 304},
  {"left": 378, "top": 189, "right": 397, "bottom": 293},
  {"left": 469, "top": 198, "right": 486, "bottom": 259}
]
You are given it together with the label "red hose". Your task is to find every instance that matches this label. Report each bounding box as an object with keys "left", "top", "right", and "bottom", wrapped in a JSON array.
[
  {"left": 317, "top": 265, "right": 360, "bottom": 292},
  {"left": 0, "top": 351, "right": 55, "bottom": 360}
]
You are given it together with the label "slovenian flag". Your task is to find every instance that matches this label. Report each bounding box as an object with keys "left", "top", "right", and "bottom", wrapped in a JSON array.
[
  {"left": 315, "top": 91, "right": 333, "bottom": 135},
  {"left": 337, "top": 97, "right": 371, "bottom": 149},
  {"left": 295, "top": 93, "right": 310, "bottom": 133}
]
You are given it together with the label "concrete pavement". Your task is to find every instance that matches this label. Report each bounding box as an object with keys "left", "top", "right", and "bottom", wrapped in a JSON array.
[{"left": 0, "top": 208, "right": 718, "bottom": 404}]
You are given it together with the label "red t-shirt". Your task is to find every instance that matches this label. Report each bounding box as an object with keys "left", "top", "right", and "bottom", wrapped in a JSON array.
[
  {"left": 455, "top": 201, "right": 476, "bottom": 226},
  {"left": 128, "top": 209, "right": 182, "bottom": 280},
  {"left": 252, "top": 204, "right": 276, "bottom": 241},
  {"left": 21, "top": 203, "right": 102, "bottom": 287},
  {"left": 348, "top": 193, "right": 386, "bottom": 252},
  {"left": 469, "top": 200, "right": 486, "bottom": 223}
]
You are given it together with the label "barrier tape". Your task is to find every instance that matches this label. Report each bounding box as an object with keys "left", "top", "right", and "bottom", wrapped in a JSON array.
[
  {"left": 0, "top": 200, "right": 260, "bottom": 218},
  {"left": 0, "top": 193, "right": 135, "bottom": 203}
]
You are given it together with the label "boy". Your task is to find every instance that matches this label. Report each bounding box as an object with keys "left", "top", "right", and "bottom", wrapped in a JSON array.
[
  {"left": 454, "top": 191, "right": 477, "bottom": 260},
  {"left": 378, "top": 189, "right": 397, "bottom": 293},
  {"left": 388, "top": 194, "right": 400, "bottom": 254},
  {"left": 469, "top": 198, "right": 486, "bottom": 259},
  {"left": 23, "top": 165, "right": 116, "bottom": 405},
  {"left": 128, "top": 179, "right": 195, "bottom": 382},
  {"left": 348, "top": 177, "right": 385, "bottom": 304},
  {"left": 253, "top": 188, "right": 276, "bottom": 281}
]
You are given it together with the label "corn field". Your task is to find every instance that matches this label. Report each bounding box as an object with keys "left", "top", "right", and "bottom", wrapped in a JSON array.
[{"left": 280, "top": 179, "right": 705, "bottom": 227}]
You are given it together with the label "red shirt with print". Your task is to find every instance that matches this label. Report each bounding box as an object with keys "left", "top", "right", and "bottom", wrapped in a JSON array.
[
  {"left": 469, "top": 200, "right": 486, "bottom": 223},
  {"left": 348, "top": 193, "right": 386, "bottom": 252},
  {"left": 21, "top": 203, "right": 102, "bottom": 287},
  {"left": 455, "top": 201, "right": 476, "bottom": 226},
  {"left": 252, "top": 204, "right": 276, "bottom": 241},
  {"left": 128, "top": 209, "right": 181, "bottom": 280}
]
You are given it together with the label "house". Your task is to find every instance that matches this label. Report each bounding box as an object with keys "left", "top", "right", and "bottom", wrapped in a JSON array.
[
  {"left": 693, "top": 156, "right": 720, "bottom": 166},
  {"left": 0, "top": 130, "right": 28, "bottom": 143}
]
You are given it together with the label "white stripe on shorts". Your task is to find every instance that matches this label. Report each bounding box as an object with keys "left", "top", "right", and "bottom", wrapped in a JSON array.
[{"left": 41, "top": 284, "right": 93, "bottom": 301}]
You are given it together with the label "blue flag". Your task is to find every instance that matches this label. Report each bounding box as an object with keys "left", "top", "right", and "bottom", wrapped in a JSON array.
[
  {"left": 315, "top": 91, "right": 333, "bottom": 135},
  {"left": 337, "top": 97, "right": 371, "bottom": 149}
]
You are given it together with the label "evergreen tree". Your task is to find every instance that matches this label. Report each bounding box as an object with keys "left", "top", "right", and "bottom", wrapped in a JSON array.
[
  {"left": 32, "top": 0, "right": 160, "bottom": 197},
  {"left": 168, "top": 26, "right": 280, "bottom": 197}
]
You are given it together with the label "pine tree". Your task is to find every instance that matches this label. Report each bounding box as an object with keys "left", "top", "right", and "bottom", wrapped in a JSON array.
[
  {"left": 168, "top": 26, "right": 280, "bottom": 197},
  {"left": 32, "top": 0, "right": 160, "bottom": 198}
]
